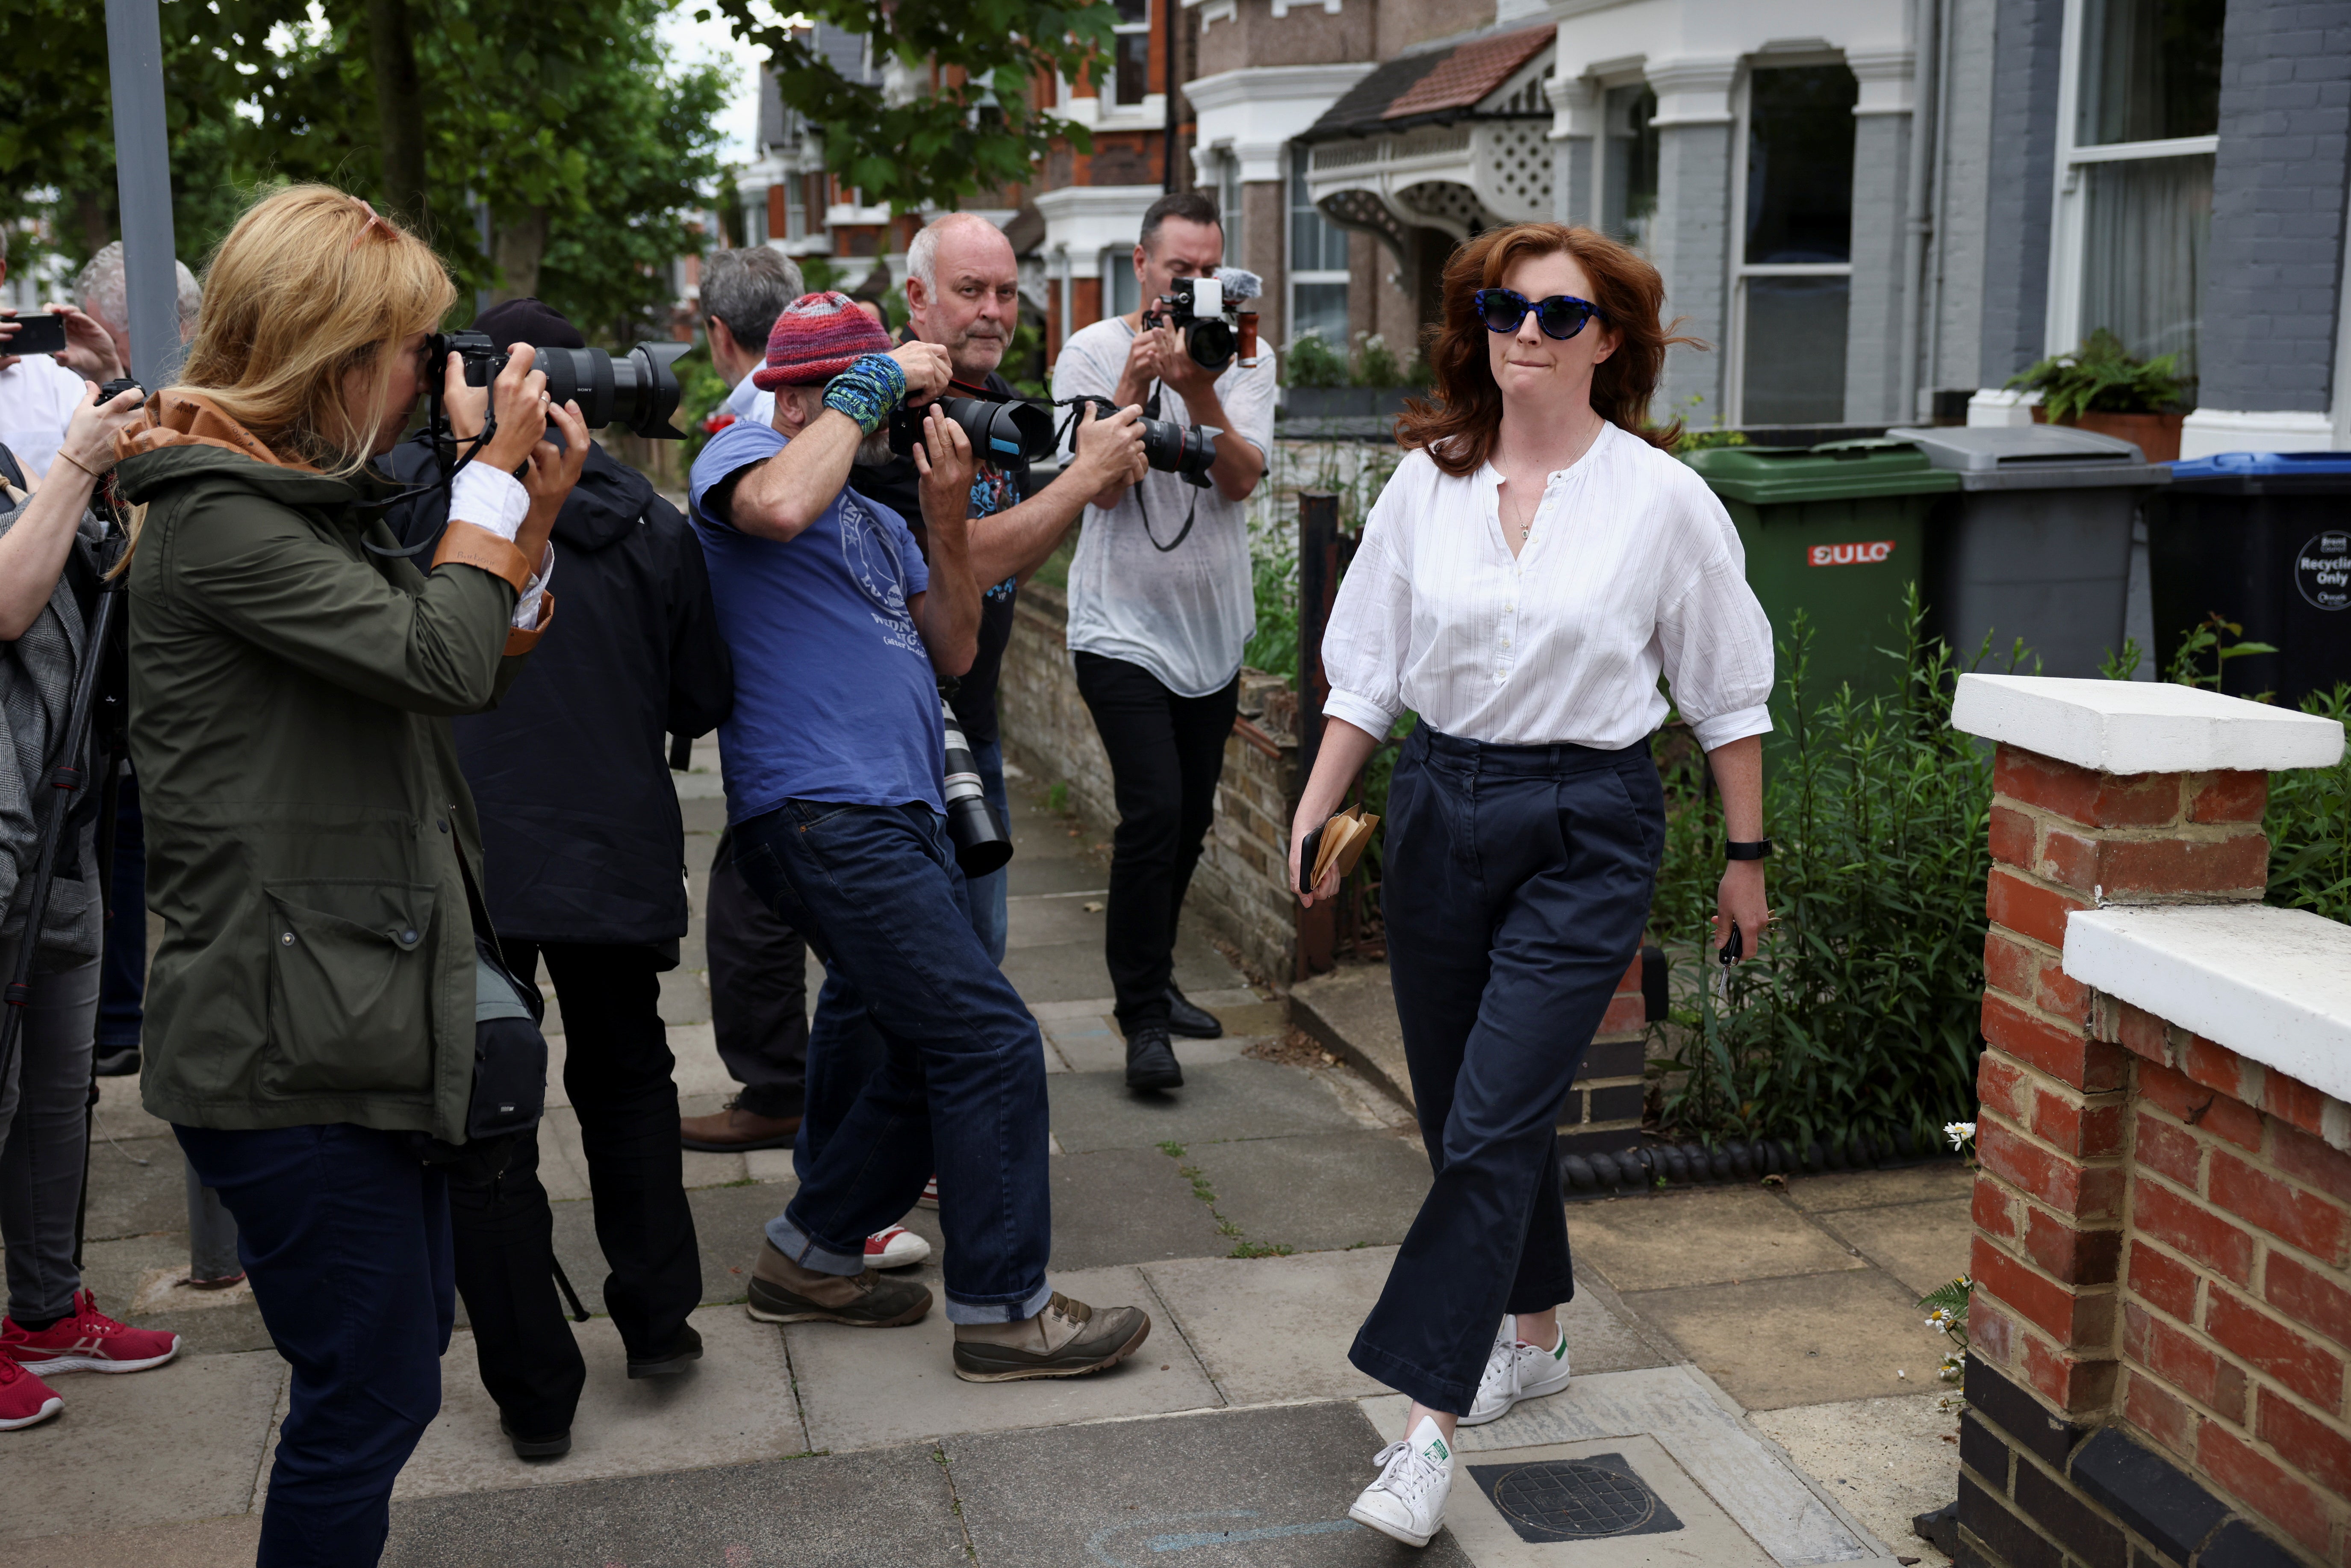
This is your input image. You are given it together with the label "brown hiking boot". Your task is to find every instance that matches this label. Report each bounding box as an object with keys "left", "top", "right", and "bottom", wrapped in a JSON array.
[
  {"left": 745, "top": 1241, "right": 932, "bottom": 1327},
  {"left": 951, "top": 1292, "right": 1151, "bottom": 1382},
  {"left": 681, "top": 1101, "right": 801, "bottom": 1152}
]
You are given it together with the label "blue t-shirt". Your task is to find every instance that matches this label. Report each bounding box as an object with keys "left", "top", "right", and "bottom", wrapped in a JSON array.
[{"left": 687, "top": 419, "right": 943, "bottom": 823}]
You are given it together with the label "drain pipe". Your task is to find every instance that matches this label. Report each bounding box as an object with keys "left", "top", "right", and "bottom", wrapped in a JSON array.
[
  {"left": 1922, "top": 0, "right": 1956, "bottom": 419},
  {"left": 1894, "top": 0, "right": 1940, "bottom": 424}
]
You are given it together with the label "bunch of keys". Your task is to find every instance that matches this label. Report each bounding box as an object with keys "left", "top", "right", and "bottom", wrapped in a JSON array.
[{"left": 1717, "top": 920, "right": 1742, "bottom": 1002}]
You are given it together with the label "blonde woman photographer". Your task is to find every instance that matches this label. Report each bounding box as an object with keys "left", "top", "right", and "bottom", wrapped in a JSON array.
[{"left": 109, "top": 184, "right": 585, "bottom": 1565}]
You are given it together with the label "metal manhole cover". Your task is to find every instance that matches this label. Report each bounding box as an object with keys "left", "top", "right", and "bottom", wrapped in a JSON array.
[{"left": 1467, "top": 1453, "right": 1685, "bottom": 1544}]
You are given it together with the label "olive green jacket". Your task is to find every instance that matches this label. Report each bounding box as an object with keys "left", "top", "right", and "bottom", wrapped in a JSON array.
[{"left": 117, "top": 407, "right": 544, "bottom": 1143}]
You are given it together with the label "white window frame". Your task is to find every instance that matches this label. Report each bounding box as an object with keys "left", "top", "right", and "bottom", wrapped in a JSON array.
[
  {"left": 743, "top": 197, "right": 768, "bottom": 248},
  {"left": 784, "top": 177, "right": 806, "bottom": 242},
  {"left": 1287, "top": 144, "right": 1348, "bottom": 348},
  {"left": 2043, "top": 0, "right": 2221, "bottom": 357},
  {"left": 1724, "top": 51, "right": 1855, "bottom": 427}
]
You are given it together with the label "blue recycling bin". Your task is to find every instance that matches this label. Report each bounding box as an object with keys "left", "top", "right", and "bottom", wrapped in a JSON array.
[{"left": 2146, "top": 452, "right": 2351, "bottom": 706}]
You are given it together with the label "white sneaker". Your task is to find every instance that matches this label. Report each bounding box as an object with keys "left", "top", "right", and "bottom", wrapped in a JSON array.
[
  {"left": 1349, "top": 1415, "right": 1454, "bottom": 1547},
  {"left": 863, "top": 1224, "right": 931, "bottom": 1269},
  {"left": 1461, "top": 1323, "right": 1572, "bottom": 1426}
]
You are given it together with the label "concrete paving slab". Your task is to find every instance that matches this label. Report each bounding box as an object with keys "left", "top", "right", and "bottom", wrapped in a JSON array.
[
  {"left": 947, "top": 1400, "right": 1476, "bottom": 1568},
  {"left": 785, "top": 1262, "right": 1217, "bottom": 1451},
  {"left": 1185, "top": 1131, "right": 1432, "bottom": 1255},
  {"left": 1006, "top": 892, "right": 1117, "bottom": 949},
  {"left": 1570, "top": 1190, "right": 1870, "bottom": 1292},
  {"left": 1, "top": 1348, "right": 283, "bottom": 1541},
  {"left": 74, "top": 1232, "right": 275, "bottom": 1355},
  {"left": 1003, "top": 927, "right": 1240, "bottom": 1005},
  {"left": 1142, "top": 1247, "right": 1394, "bottom": 1404},
  {"left": 1781, "top": 1165, "right": 1974, "bottom": 1214},
  {"left": 92, "top": 1074, "right": 176, "bottom": 1142},
  {"left": 1046, "top": 1146, "right": 1234, "bottom": 1270},
  {"left": 1290, "top": 963, "right": 1412, "bottom": 1112},
  {"left": 76, "top": 1130, "right": 190, "bottom": 1242},
  {"left": 1007, "top": 856, "right": 1115, "bottom": 895},
  {"left": 130, "top": 1265, "right": 255, "bottom": 1317},
  {"left": 1438, "top": 1430, "right": 1773, "bottom": 1567},
  {"left": 395, "top": 1305, "right": 805, "bottom": 1501},
  {"left": 548, "top": 1178, "right": 797, "bottom": 1317},
  {"left": 1754, "top": 1396, "right": 1961, "bottom": 1568},
  {"left": 1819, "top": 1199, "right": 1975, "bottom": 1299},
  {"left": 1621, "top": 1270, "right": 1953, "bottom": 1412},
  {"left": 384, "top": 1440, "right": 970, "bottom": 1566},
  {"left": 1046, "top": 1012, "right": 1251, "bottom": 1072},
  {"left": 15, "top": 1515, "right": 264, "bottom": 1567},
  {"left": 1372, "top": 1363, "right": 1883, "bottom": 1567},
  {"left": 1047, "top": 1060, "right": 1365, "bottom": 1154}
]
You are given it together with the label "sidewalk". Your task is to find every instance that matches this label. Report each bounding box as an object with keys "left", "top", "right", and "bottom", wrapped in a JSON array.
[{"left": 4, "top": 748, "right": 1965, "bottom": 1566}]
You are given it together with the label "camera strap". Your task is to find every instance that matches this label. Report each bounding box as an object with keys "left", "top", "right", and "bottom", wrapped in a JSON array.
[
  {"left": 351, "top": 404, "right": 500, "bottom": 560},
  {"left": 1131, "top": 381, "right": 1199, "bottom": 554}
]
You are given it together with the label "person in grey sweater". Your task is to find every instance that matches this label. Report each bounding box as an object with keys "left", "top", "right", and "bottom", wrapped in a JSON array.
[{"left": 0, "top": 385, "right": 182, "bottom": 1433}]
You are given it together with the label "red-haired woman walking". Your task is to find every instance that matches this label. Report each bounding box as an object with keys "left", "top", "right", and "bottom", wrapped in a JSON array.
[{"left": 1292, "top": 224, "right": 1775, "bottom": 1547}]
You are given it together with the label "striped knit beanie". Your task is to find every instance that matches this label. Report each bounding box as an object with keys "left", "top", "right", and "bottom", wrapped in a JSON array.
[{"left": 752, "top": 291, "right": 895, "bottom": 389}]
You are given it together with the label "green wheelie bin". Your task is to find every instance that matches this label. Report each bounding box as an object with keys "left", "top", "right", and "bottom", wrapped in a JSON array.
[{"left": 1682, "top": 440, "right": 1959, "bottom": 703}]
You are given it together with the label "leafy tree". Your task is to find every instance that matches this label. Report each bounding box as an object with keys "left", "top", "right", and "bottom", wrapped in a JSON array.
[
  {"left": 709, "top": 0, "right": 1117, "bottom": 215},
  {"left": 0, "top": 0, "right": 725, "bottom": 344}
]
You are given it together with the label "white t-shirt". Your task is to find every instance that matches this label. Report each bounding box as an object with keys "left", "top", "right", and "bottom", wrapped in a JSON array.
[
  {"left": 1050, "top": 316, "right": 1276, "bottom": 698},
  {"left": 0, "top": 355, "right": 89, "bottom": 481},
  {"left": 725, "top": 369, "right": 775, "bottom": 429}
]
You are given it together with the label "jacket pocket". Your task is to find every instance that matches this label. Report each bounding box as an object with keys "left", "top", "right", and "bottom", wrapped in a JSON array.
[{"left": 261, "top": 880, "right": 438, "bottom": 1098}]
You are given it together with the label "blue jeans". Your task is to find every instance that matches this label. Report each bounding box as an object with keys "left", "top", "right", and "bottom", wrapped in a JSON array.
[
  {"left": 1350, "top": 727, "right": 1664, "bottom": 1415},
  {"left": 732, "top": 799, "right": 1052, "bottom": 1324},
  {"left": 175, "top": 1123, "right": 453, "bottom": 1567}
]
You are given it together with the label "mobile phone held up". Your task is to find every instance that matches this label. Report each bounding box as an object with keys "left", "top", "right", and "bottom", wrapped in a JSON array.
[{"left": 2, "top": 312, "right": 68, "bottom": 357}]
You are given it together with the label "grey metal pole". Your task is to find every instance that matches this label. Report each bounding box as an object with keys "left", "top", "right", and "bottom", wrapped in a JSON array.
[{"left": 104, "top": 0, "right": 185, "bottom": 386}]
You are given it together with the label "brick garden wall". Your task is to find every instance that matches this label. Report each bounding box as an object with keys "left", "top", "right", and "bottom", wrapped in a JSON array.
[
  {"left": 1960, "top": 742, "right": 2351, "bottom": 1568},
  {"left": 996, "top": 580, "right": 1303, "bottom": 988}
]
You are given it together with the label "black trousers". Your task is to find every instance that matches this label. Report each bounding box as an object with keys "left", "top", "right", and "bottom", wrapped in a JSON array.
[
  {"left": 448, "top": 941, "right": 703, "bottom": 1434},
  {"left": 1349, "top": 727, "right": 1664, "bottom": 1416},
  {"left": 705, "top": 834, "right": 810, "bottom": 1120},
  {"left": 1072, "top": 652, "right": 1240, "bottom": 1032}
]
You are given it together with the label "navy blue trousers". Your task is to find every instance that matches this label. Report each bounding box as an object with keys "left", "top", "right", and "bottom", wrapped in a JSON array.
[
  {"left": 1349, "top": 726, "right": 1664, "bottom": 1415},
  {"left": 732, "top": 799, "right": 1053, "bottom": 1324},
  {"left": 176, "top": 1123, "right": 453, "bottom": 1567}
]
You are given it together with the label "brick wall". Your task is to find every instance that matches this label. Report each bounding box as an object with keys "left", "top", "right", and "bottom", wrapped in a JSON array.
[
  {"left": 2195, "top": 0, "right": 2351, "bottom": 416},
  {"left": 997, "top": 580, "right": 1303, "bottom": 987},
  {"left": 1961, "top": 738, "right": 2348, "bottom": 1568},
  {"left": 1652, "top": 121, "right": 1732, "bottom": 424},
  {"left": 1845, "top": 110, "right": 1911, "bottom": 424},
  {"left": 1931, "top": 0, "right": 1999, "bottom": 397},
  {"left": 1556, "top": 956, "right": 1651, "bottom": 1154}
]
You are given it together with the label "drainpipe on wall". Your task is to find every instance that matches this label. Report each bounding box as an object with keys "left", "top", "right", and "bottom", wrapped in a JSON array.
[{"left": 1895, "top": 0, "right": 1941, "bottom": 425}]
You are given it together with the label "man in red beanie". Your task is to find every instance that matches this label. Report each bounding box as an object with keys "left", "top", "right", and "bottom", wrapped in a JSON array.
[{"left": 686, "top": 295, "right": 1153, "bottom": 1380}]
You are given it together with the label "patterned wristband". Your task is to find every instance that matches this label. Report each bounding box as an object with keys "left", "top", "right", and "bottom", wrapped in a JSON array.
[{"left": 822, "top": 353, "right": 908, "bottom": 436}]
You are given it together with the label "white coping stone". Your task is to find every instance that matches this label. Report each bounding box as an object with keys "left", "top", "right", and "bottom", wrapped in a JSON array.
[
  {"left": 1952, "top": 674, "right": 2345, "bottom": 775},
  {"left": 2065, "top": 904, "right": 2351, "bottom": 1114}
]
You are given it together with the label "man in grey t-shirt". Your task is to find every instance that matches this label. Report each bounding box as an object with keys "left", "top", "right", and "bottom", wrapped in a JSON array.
[{"left": 1050, "top": 191, "right": 1276, "bottom": 1091}]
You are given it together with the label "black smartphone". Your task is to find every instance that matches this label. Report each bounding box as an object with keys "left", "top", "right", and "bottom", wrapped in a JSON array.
[
  {"left": 2, "top": 312, "right": 68, "bottom": 357},
  {"left": 1296, "top": 821, "right": 1328, "bottom": 895}
]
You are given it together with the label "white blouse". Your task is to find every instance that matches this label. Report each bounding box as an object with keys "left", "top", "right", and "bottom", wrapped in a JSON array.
[{"left": 1321, "top": 423, "right": 1774, "bottom": 753}]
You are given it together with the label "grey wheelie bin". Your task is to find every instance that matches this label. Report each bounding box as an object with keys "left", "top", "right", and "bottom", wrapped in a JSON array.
[{"left": 1888, "top": 425, "right": 2171, "bottom": 676}]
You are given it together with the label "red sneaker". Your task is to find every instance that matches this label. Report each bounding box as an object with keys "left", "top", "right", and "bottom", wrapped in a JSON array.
[
  {"left": 0, "top": 1356, "right": 62, "bottom": 1429},
  {"left": 2, "top": 1291, "right": 181, "bottom": 1375},
  {"left": 865, "top": 1224, "right": 931, "bottom": 1269}
]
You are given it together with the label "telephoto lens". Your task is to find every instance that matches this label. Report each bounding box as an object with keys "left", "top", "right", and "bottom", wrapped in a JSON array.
[
  {"left": 889, "top": 396, "right": 1058, "bottom": 465},
  {"left": 940, "top": 699, "right": 1013, "bottom": 876},
  {"left": 1141, "top": 420, "right": 1221, "bottom": 489},
  {"left": 433, "top": 332, "right": 692, "bottom": 439}
]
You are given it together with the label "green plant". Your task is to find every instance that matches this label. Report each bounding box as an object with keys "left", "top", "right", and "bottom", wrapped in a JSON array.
[
  {"left": 1663, "top": 395, "right": 1747, "bottom": 453},
  {"left": 2005, "top": 328, "right": 2193, "bottom": 423},
  {"left": 676, "top": 351, "right": 734, "bottom": 466},
  {"left": 2166, "top": 612, "right": 2278, "bottom": 694},
  {"left": 2268, "top": 684, "right": 2351, "bottom": 925},
  {"left": 1048, "top": 781, "right": 1071, "bottom": 815},
  {"left": 1242, "top": 527, "right": 1301, "bottom": 682},
  {"left": 1352, "top": 331, "right": 1403, "bottom": 389},
  {"left": 1651, "top": 592, "right": 1992, "bottom": 1149},
  {"left": 1284, "top": 332, "right": 1348, "bottom": 389}
]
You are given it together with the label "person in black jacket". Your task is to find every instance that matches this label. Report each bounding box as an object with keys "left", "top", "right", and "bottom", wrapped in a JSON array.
[{"left": 383, "top": 298, "right": 733, "bottom": 1459}]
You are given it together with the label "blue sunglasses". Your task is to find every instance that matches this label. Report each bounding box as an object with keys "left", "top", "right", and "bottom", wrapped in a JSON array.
[{"left": 1473, "top": 287, "right": 1606, "bottom": 341}]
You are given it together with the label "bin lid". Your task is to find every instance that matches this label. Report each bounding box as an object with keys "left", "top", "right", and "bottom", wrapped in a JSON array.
[
  {"left": 1885, "top": 425, "right": 2173, "bottom": 491},
  {"left": 1681, "top": 439, "right": 1960, "bottom": 504},
  {"left": 2165, "top": 451, "right": 2351, "bottom": 492}
]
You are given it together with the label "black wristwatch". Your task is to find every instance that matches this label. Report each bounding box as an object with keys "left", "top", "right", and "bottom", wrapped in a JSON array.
[{"left": 1725, "top": 839, "right": 1773, "bottom": 861}]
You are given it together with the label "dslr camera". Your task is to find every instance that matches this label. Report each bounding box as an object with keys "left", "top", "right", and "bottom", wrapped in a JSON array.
[
  {"left": 427, "top": 331, "right": 692, "bottom": 440},
  {"left": 887, "top": 395, "right": 1057, "bottom": 466},
  {"left": 1140, "top": 268, "right": 1262, "bottom": 375},
  {"left": 1061, "top": 394, "right": 1217, "bottom": 489}
]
